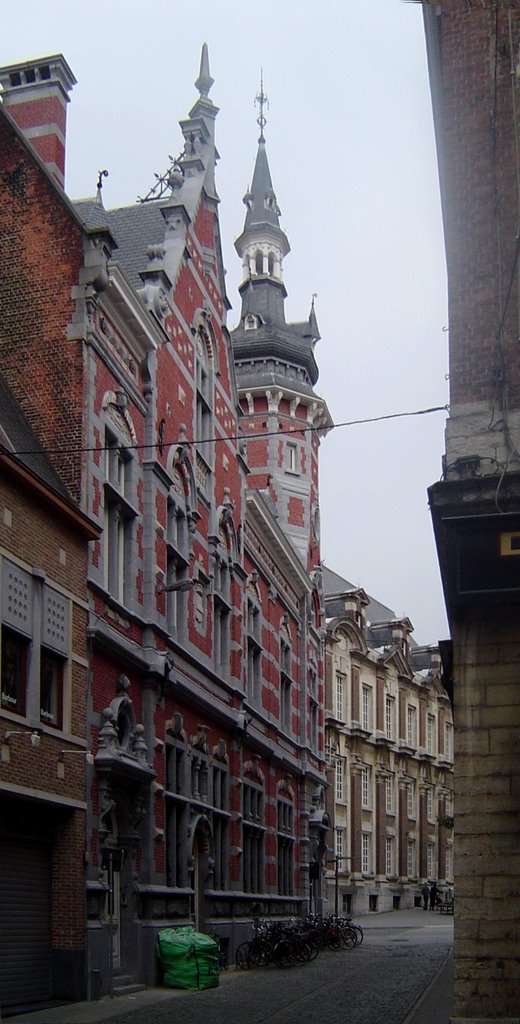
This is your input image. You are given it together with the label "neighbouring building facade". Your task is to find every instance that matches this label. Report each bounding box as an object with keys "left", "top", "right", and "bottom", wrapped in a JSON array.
[
  {"left": 0, "top": 375, "right": 99, "bottom": 1011},
  {"left": 0, "top": 49, "right": 330, "bottom": 1008},
  {"left": 424, "top": 3, "right": 520, "bottom": 1022},
  {"left": 323, "top": 567, "right": 453, "bottom": 916}
]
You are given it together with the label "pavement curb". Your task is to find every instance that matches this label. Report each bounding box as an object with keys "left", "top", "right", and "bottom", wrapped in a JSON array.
[{"left": 401, "top": 946, "right": 454, "bottom": 1024}]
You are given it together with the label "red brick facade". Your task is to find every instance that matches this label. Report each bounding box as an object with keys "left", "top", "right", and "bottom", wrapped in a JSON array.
[{"left": 0, "top": 49, "right": 329, "bottom": 1006}]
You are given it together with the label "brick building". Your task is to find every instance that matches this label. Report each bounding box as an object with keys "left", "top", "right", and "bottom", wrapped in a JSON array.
[
  {"left": 322, "top": 567, "right": 453, "bottom": 916},
  {"left": 424, "top": 3, "right": 520, "bottom": 1021},
  {"left": 0, "top": 49, "right": 329, "bottom": 1006},
  {"left": 0, "top": 375, "right": 99, "bottom": 1011}
]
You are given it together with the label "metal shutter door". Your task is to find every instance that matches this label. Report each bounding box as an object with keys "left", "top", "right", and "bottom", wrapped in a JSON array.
[{"left": 0, "top": 839, "right": 52, "bottom": 1008}]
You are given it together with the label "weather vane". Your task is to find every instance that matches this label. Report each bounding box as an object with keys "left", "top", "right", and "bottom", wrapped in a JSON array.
[
  {"left": 97, "top": 169, "right": 109, "bottom": 191},
  {"left": 255, "top": 70, "right": 269, "bottom": 142}
]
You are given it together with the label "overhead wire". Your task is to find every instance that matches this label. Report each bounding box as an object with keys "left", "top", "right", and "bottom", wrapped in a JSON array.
[{"left": 6, "top": 404, "right": 449, "bottom": 460}]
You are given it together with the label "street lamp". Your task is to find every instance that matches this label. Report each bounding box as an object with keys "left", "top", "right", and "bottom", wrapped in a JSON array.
[{"left": 327, "top": 832, "right": 351, "bottom": 917}]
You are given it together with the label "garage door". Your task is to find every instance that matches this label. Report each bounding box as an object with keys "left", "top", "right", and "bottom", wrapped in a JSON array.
[{"left": 0, "top": 839, "right": 52, "bottom": 1009}]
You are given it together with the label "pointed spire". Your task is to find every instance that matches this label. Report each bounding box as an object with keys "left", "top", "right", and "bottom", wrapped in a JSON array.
[
  {"left": 309, "top": 294, "right": 321, "bottom": 341},
  {"left": 195, "top": 43, "right": 214, "bottom": 98}
]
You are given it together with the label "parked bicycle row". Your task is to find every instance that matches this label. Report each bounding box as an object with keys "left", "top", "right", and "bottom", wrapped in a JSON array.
[{"left": 235, "top": 914, "right": 363, "bottom": 969}]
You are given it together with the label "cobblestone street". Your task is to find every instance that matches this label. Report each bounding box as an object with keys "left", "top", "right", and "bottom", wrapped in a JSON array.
[{"left": 7, "top": 910, "right": 453, "bottom": 1024}]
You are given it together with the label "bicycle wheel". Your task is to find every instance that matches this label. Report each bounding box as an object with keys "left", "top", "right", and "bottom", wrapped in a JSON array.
[
  {"left": 325, "top": 928, "right": 342, "bottom": 950},
  {"left": 235, "top": 941, "right": 260, "bottom": 969},
  {"left": 273, "top": 937, "right": 297, "bottom": 968},
  {"left": 340, "top": 925, "right": 357, "bottom": 948}
]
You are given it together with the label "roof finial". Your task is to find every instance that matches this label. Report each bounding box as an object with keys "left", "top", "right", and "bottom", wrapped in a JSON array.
[
  {"left": 195, "top": 42, "right": 214, "bottom": 98},
  {"left": 255, "top": 70, "right": 268, "bottom": 142},
  {"left": 95, "top": 168, "right": 108, "bottom": 206}
]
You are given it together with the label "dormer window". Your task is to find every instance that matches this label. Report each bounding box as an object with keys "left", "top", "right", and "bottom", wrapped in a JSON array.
[{"left": 244, "top": 314, "right": 258, "bottom": 331}]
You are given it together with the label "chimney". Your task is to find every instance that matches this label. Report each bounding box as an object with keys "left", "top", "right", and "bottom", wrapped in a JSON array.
[{"left": 0, "top": 54, "right": 76, "bottom": 189}]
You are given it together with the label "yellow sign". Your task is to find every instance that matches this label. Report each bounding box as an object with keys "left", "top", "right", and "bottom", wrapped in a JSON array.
[{"left": 500, "top": 532, "right": 520, "bottom": 556}]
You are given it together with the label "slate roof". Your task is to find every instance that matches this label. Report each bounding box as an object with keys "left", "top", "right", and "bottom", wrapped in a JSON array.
[
  {"left": 244, "top": 139, "right": 282, "bottom": 232},
  {"left": 0, "top": 373, "right": 70, "bottom": 499},
  {"left": 74, "top": 198, "right": 166, "bottom": 290},
  {"left": 323, "top": 563, "right": 421, "bottom": 653},
  {"left": 322, "top": 563, "right": 398, "bottom": 625}
]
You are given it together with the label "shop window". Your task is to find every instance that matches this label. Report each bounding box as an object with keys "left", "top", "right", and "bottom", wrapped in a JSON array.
[
  {"left": 1, "top": 627, "right": 27, "bottom": 716},
  {"left": 40, "top": 649, "right": 63, "bottom": 729}
]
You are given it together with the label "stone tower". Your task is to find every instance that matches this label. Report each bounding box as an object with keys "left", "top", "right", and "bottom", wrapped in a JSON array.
[{"left": 231, "top": 89, "right": 332, "bottom": 572}]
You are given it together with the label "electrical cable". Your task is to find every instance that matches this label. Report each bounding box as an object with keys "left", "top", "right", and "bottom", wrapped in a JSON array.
[{"left": 6, "top": 404, "right": 449, "bottom": 460}]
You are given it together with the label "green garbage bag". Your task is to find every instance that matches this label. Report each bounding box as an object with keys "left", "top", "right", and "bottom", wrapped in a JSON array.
[{"left": 156, "top": 926, "right": 220, "bottom": 990}]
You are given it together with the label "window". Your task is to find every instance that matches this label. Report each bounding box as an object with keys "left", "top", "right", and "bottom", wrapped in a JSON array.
[
  {"left": 361, "top": 765, "right": 370, "bottom": 808},
  {"left": 385, "top": 695, "right": 394, "bottom": 741},
  {"left": 445, "top": 722, "right": 453, "bottom": 761},
  {"left": 445, "top": 845, "right": 453, "bottom": 881},
  {"left": 385, "top": 776, "right": 394, "bottom": 814},
  {"left": 286, "top": 442, "right": 298, "bottom": 473},
  {"left": 407, "top": 839, "right": 416, "bottom": 878},
  {"left": 1, "top": 564, "right": 69, "bottom": 728},
  {"left": 335, "top": 828, "right": 344, "bottom": 860},
  {"left": 406, "top": 705, "right": 417, "bottom": 748},
  {"left": 361, "top": 832, "right": 371, "bottom": 874},
  {"left": 427, "top": 842, "right": 435, "bottom": 879},
  {"left": 166, "top": 484, "right": 190, "bottom": 638},
  {"left": 1, "top": 627, "right": 27, "bottom": 716},
  {"left": 195, "top": 330, "right": 213, "bottom": 467},
  {"left": 336, "top": 759, "right": 344, "bottom": 801},
  {"left": 427, "top": 788, "right": 435, "bottom": 822},
  {"left": 243, "top": 781, "right": 264, "bottom": 893},
  {"left": 427, "top": 714, "right": 435, "bottom": 755},
  {"left": 309, "top": 667, "right": 318, "bottom": 751},
  {"left": 213, "top": 558, "right": 231, "bottom": 676},
  {"left": 213, "top": 599, "right": 230, "bottom": 674},
  {"left": 104, "top": 428, "right": 136, "bottom": 604},
  {"left": 247, "top": 598, "right": 262, "bottom": 703},
  {"left": 362, "top": 686, "right": 371, "bottom": 732},
  {"left": 280, "top": 634, "right": 292, "bottom": 733},
  {"left": 335, "top": 671, "right": 345, "bottom": 721},
  {"left": 165, "top": 740, "right": 189, "bottom": 888},
  {"left": 407, "top": 782, "right": 415, "bottom": 819},
  {"left": 277, "top": 797, "right": 294, "bottom": 896},
  {"left": 211, "top": 763, "right": 229, "bottom": 891},
  {"left": 40, "top": 650, "right": 63, "bottom": 729},
  {"left": 385, "top": 836, "right": 394, "bottom": 876}
]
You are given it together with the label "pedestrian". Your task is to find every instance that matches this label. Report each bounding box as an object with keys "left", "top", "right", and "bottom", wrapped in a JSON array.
[
  {"left": 421, "top": 881, "right": 430, "bottom": 910},
  {"left": 430, "top": 882, "right": 438, "bottom": 910}
]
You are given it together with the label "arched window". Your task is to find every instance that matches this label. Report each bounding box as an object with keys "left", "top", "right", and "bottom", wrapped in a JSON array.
[
  {"left": 254, "top": 250, "right": 263, "bottom": 275},
  {"left": 267, "top": 252, "right": 275, "bottom": 276}
]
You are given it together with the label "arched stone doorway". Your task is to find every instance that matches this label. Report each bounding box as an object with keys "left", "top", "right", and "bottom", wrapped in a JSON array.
[{"left": 189, "top": 815, "right": 214, "bottom": 931}]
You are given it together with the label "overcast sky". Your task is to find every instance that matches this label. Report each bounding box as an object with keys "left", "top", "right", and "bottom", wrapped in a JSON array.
[{"left": 3, "top": 0, "right": 449, "bottom": 644}]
